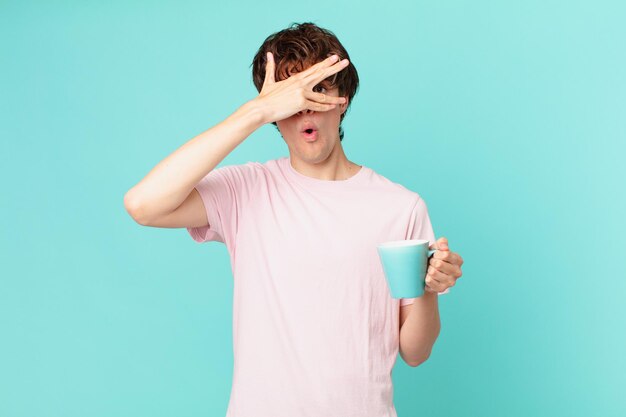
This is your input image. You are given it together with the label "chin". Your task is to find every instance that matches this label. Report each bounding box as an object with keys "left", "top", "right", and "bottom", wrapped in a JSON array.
[{"left": 304, "top": 148, "right": 334, "bottom": 164}]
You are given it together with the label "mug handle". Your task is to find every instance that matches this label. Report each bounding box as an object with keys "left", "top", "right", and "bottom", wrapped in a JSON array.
[{"left": 428, "top": 249, "right": 450, "bottom": 295}]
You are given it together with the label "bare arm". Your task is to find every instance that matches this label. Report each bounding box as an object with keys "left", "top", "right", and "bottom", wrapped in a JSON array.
[
  {"left": 123, "top": 101, "right": 264, "bottom": 225},
  {"left": 123, "top": 51, "right": 349, "bottom": 226},
  {"left": 399, "top": 292, "right": 441, "bottom": 367}
]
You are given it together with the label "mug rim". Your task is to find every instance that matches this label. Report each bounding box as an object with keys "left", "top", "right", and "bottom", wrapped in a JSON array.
[{"left": 377, "top": 238, "right": 429, "bottom": 248}]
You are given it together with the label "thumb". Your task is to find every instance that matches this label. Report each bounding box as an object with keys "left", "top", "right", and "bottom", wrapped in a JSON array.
[
  {"left": 264, "top": 52, "right": 275, "bottom": 84},
  {"left": 429, "top": 236, "right": 449, "bottom": 251}
]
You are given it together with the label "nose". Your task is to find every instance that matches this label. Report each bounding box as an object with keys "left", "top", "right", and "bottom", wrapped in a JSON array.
[{"left": 297, "top": 107, "right": 314, "bottom": 116}]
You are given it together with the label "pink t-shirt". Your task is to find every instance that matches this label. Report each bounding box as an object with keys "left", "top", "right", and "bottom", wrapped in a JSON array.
[{"left": 187, "top": 157, "right": 437, "bottom": 417}]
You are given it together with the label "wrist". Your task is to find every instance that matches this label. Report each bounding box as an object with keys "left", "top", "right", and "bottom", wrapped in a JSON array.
[
  {"left": 422, "top": 290, "right": 438, "bottom": 302},
  {"left": 241, "top": 98, "right": 267, "bottom": 128}
]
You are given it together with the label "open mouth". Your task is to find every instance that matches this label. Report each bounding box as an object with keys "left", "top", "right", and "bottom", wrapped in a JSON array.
[{"left": 302, "top": 128, "right": 318, "bottom": 141}]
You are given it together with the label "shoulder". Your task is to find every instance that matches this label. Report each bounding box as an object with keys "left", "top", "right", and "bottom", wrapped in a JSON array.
[
  {"left": 366, "top": 166, "right": 423, "bottom": 207},
  {"left": 210, "top": 160, "right": 267, "bottom": 180},
  {"left": 207, "top": 157, "right": 292, "bottom": 181}
]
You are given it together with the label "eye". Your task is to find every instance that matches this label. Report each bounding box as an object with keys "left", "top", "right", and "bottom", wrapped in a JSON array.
[{"left": 313, "top": 84, "right": 327, "bottom": 93}]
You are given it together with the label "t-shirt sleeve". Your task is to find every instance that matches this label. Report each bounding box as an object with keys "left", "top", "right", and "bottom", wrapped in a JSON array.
[
  {"left": 400, "top": 196, "right": 447, "bottom": 306},
  {"left": 186, "top": 163, "right": 257, "bottom": 248}
]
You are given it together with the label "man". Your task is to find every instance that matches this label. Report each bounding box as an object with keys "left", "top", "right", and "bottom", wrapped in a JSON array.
[{"left": 124, "top": 22, "right": 463, "bottom": 417}]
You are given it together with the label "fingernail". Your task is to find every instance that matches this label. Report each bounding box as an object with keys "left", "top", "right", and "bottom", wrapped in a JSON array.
[{"left": 330, "top": 54, "right": 338, "bottom": 62}]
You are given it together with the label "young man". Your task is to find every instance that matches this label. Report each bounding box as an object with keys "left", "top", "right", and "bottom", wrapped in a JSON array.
[{"left": 124, "top": 22, "right": 463, "bottom": 417}]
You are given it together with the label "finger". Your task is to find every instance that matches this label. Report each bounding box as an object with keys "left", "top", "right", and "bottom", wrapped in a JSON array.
[
  {"left": 430, "top": 247, "right": 450, "bottom": 260},
  {"left": 295, "top": 54, "right": 345, "bottom": 81},
  {"left": 429, "top": 265, "right": 457, "bottom": 287},
  {"left": 426, "top": 267, "right": 454, "bottom": 289},
  {"left": 305, "top": 58, "right": 350, "bottom": 85},
  {"left": 305, "top": 100, "right": 337, "bottom": 112},
  {"left": 264, "top": 52, "right": 275, "bottom": 85},
  {"left": 304, "top": 91, "right": 347, "bottom": 105},
  {"left": 431, "top": 250, "right": 462, "bottom": 266},
  {"left": 425, "top": 274, "right": 446, "bottom": 293},
  {"left": 429, "top": 258, "right": 457, "bottom": 276},
  {"left": 429, "top": 236, "right": 449, "bottom": 250},
  {"left": 425, "top": 282, "right": 446, "bottom": 293}
]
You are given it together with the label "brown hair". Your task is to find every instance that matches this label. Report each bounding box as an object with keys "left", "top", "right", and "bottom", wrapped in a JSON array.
[{"left": 250, "top": 22, "right": 359, "bottom": 141}]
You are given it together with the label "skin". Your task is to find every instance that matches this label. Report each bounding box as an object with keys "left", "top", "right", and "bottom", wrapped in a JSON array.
[
  {"left": 255, "top": 52, "right": 466, "bottom": 366},
  {"left": 424, "top": 237, "right": 464, "bottom": 294},
  {"left": 399, "top": 237, "right": 464, "bottom": 366},
  {"left": 255, "top": 52, "right": 361, "bottom": 181},
  {"left": 276, "top": 82, "right": 361, "bottom": 181}
]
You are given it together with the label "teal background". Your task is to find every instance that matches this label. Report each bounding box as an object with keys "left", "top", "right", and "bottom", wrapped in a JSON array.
[{"left": 1, "top": 1, "right": 624, "bottom": 416}]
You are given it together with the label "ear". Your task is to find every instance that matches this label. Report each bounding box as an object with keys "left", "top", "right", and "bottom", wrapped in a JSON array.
[{"left": 340, "top": 96, "right": 349, "bottom": 114}]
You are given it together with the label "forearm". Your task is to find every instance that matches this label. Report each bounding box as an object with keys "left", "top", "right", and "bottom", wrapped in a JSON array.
[
  {"left": 399, "top": 291, "right": 441, "bottom": 366},
  {"left": 124, "top": 99, "right": 264, "bottom": 223}
]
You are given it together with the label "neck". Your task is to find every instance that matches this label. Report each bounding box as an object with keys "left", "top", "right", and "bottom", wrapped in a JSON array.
[{"left": 289, "top": 146, "right": 361, "bottom": 181}]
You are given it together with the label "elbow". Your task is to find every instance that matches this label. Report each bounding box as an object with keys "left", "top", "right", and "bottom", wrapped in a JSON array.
[
  {"left": 124, "top": 192, "right": 149, "bottom": 225},
  {"left": 402, "top": 328, "right": 440, "bottom": 367},
  {"left": 399, "top": 312, "right": 441, "bottom": 368},
  {"left": 406, "top": 350, "right": 432, "bottom": 367}
]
